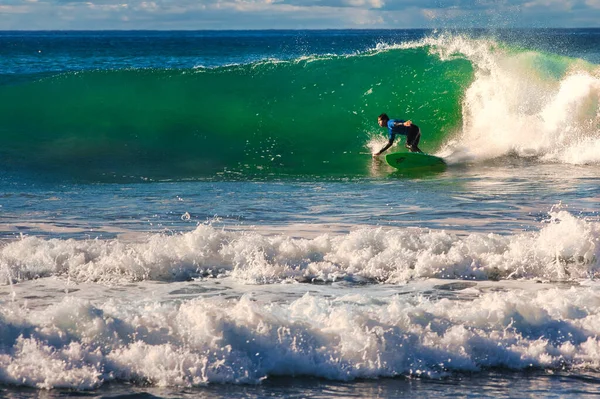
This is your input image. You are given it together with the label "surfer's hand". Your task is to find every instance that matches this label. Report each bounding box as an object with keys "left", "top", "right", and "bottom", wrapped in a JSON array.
[
  {"left": 404, "top": 120, "right": 412, "bottom": 126},
  {"left": 372, "top": 152, "right": 380, "bottom": 157}
]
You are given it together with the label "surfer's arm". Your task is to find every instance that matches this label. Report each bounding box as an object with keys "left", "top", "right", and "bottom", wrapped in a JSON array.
[{"left": 374, "top": 138, "right": 394, "bottom": 156}]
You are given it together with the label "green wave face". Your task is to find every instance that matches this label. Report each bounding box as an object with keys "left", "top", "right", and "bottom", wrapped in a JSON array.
[{"left": 0, "top": 47, "right": 473, "bottom": 180}]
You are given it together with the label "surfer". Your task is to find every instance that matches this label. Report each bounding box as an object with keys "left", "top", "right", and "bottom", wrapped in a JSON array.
[{"left": 373, "top": 113, "right": 423, "bottom": 156}]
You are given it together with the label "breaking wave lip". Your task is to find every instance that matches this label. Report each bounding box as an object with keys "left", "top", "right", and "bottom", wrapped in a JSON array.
[
  {"left": 1, "top": 209, "right": 598, "bottom": 285},
  {"left": 420, "top": 34, "right": 600, "bottom": 165}
]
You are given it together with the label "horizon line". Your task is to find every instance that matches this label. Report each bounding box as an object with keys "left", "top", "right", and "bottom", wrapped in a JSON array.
[{"left": 2, "top": 27, "right": 600, "bottom": 32}]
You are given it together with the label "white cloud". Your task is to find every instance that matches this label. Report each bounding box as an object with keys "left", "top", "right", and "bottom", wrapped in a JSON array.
[
  {"left": 585, "top": 0, "right": 600, "bottom": 8},
  {"left": 138, "top": 2, "right": 158, "bottom": 11},
  {"left": 0, "top": 4, "right": 31, "bottom": 13},
  {"left": 343, "top": 0, "right": 384, "bottom": 8},
  {"left": 1, "top": 0, "right": 600, "bottom": 29},
  {"left": 86, "top": 3, "right": 128, "bottom": 11},
  {"left": 523, "top": 0, "right": 574, "bottom": 9}
]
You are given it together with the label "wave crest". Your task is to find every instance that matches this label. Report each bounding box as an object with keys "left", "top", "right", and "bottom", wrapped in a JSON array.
[{"left": 2, "top": 209, "right": 598, "bottom": 285}]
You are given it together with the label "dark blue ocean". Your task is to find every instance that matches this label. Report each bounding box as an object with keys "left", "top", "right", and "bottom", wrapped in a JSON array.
[{"left": 1, "top": 29, "right": 600, "bottom": 398}]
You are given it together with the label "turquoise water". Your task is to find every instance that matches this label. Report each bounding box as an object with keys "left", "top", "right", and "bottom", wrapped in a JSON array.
[
  {"left": 1, "top": 30, "right": 600, "bottom": 398},
  {"left": 0, "top": 45, "right": 470, "bottom": 179}
]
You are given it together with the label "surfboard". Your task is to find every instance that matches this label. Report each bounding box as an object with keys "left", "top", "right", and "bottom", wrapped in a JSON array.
[{"left": 385, "top": 152, "right": 446, "bottom": 171}]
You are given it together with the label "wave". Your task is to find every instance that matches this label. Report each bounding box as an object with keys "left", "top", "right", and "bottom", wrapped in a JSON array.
[
  {"left": 1, "top": 208, "right": 600, "bottom": 389},
  {"left": 2, "top": 33, "right": 599, "bottom": 181},
  {"left": 0, "top": 48, "right": 469, "bottom": 180},
  {"left": 426, "top": 35, "right": 600, "bottom": 165},
  {"left": 2, "top": 209, "right": 598, "bottom": 285},
  {"left": 2, "top": 280, "right": 600, "bottom": 388}
]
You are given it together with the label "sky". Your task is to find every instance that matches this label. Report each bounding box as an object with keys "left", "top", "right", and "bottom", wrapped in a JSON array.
[{"left": 1, "top": 0, "right": 600, "bottom": 30}]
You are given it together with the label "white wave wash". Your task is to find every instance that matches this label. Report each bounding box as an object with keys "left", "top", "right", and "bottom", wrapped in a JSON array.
[
  {"left": 392, "top": 34, "right": 600, "bottom": 165},
  {"left": 1, "top": 210, "right": 598, "bottom": 285},
  {"left": 3, "top": 285, "right": 600, "bottom": 389}
]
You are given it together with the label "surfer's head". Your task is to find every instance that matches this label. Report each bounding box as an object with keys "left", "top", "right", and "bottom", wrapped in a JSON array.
[{"left": 378, "top": 113, "right": 389, "bottom": 127}]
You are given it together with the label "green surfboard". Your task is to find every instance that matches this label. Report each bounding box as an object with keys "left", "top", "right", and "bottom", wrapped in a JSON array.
[{"left": 385, "top": 152, "right": 446, "bottom": 171}]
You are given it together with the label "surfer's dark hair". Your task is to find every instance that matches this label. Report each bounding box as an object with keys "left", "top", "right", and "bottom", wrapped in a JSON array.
[{"left": 378, "top": 113, "right": 389, "bottom": 121}]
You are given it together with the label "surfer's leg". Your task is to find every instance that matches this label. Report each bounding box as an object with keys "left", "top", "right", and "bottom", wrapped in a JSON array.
[
  {"left": 406, "top": 125, "right": 423, "bottom": 153},
  {"left": 411, "top": 132, "right": 422, "bottom": 153}
]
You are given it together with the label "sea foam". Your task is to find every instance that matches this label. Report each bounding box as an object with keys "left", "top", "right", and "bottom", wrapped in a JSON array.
[
  {"left": 1, "top": 209, "right": 598, "bottom": 285},
  {"left": 418, "top": 34, "right": 600, "bottom": 165},
  {"left": 2, "top": 284, "right": 600, "bottom": 389}
]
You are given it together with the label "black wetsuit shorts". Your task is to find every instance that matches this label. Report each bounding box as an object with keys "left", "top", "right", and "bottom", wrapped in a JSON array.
[{"left": 406, "top": 124, "right": 421, "bottom": 148}]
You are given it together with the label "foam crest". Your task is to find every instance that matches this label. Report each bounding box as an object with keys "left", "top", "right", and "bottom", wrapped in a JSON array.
[
  {"left": 422, "top": 34, "right": 600, "bottom": 164},
  {"left": 3, "top": 286, "right": 600, "bottom": 389},
  {"left": 1, "top": 210, "right": 598, "bottom": 285}
]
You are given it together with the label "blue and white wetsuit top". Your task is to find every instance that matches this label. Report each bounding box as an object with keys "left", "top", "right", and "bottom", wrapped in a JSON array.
[{"left": 387, "top": 119, "right": 410, "bottom": 140}]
